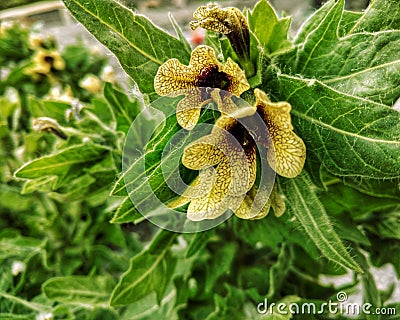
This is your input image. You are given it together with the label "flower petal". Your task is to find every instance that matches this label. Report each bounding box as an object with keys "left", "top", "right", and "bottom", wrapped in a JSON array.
[
  {"left": 154, "top": 45, "right": 222, "bottom": 96},
  {"left": 190, "top": 4, "right": 231, "bottom": 34},
  {"left": 235, "top": 183, "right": 272, "bottom": 219},
  {"left": 254, "top": 89, "right": 306, "bottom": 178},
  {"left": 182, "top": 135, "right": 224, "bottom": 170},
  {"left": 267, "top": 130, "right": 306, "bottom": 178},
  {"left": 222, "top": 58, "right": 250, "bottom": 95},
  {"left": 211, "top": 89, "right": 255, "bottom": 116},
  {"left": 154, "top": 58, "right": 197, "bottom": 95},
  {"left": 176, "top": 89, "right": 212, "bottom": 130}
]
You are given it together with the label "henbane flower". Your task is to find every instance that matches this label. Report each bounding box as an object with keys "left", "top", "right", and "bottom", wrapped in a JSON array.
[
  {"left": 173, "top": 106, "right": 258, "bottom": 220},
  {"left": 25, "top": 49, "right": 65, "bottom": 78},
  {"left": 190, "top": 3, "right": 251, "bottom": 72},
  {"left": 154, "top": 45, "right": 250, "bottom": 129},
  {"left": 170, "top": 89, "right": 306, "bottom": 220},
  {"left": 253, "top": 88, "right": 306, "bottom": 178}
]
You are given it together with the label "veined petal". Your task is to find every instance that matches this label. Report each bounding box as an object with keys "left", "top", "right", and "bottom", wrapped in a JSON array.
[
  {"left": 222, "top": 58, "right": 250, "bottom": 95},
  {"left": 154, "top": 58, "right": 197, "bottom": 95},
  {"left": 154, "top": 46, "right": 220, "bottom": 96},
  {"left": 210, "top": 89, "right": 255, "bottom": 116},
  {"left": 235, "top": 185, "right": 272, "bottom": 219},
  {"left": 190, "top": 4, "right": 231, "bottom": 34},
  {"left": 270, "top": 184, "right": 286, "bottom": 217},
  {"left": 254, "top": 88, "right": 306, "bottom": 178},
  {"left": 187, "top": 165, "right": 232, "bottom": 220},
  {"left": 267, "top": 130, "right": 306, "bottom": 178},
  {"left": 182, "top": 135, "right": 224, "bottom": 170},
  {"left": 190, "top": 4, "right": 250, "bottom": 65},
  {"left": 176, "top": 89, "right": 212, "bottom": 130}
]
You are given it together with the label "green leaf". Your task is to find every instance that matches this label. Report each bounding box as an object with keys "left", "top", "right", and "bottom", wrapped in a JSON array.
[
  {"left": 86, "top": 97, "right": 117, "bottom": 131},
  {"left": 265, "top": 0, "right": 400, "bottom": 180},
  {"left": 103, "top": 82, "right": 143, "bottom": 133},
  {"left": 338, "top": 10, "right": 363, "bottom": 37},
  {"left": 43, "top": 275, "right": 113, "bottom": 308},
  {"left": 28, "top": 98, "right": 71, "bottom": 126},
  {"left": 278, "top": 0, "right": 400, "bottom": 106},
  {"left": 269, "top": 75, "right": 400, "bottom": 179},
  {"left": 110, "top": 196, "right": 144, "bottom": 224},
  {"left": 343, "top": 176, "right": 400, "bottom": 199},
  {"left": 203, "top": 242, "right": 237, "bottom": 297},
  {"left": 62, "top": 0, "right": 190, "bottom": 100},
  {"left": 350, "top": 0, "right": 400, "bottom": 33},
  {"left": 21, "top": 176, "right": 58, "bottom": 195},
  {"left": 185, "top": 231, "right": 214, "bottom": 259},
  {"left": 319, "top": 181, "right": 399, "bottom": 218},
  {"left": 369, "top": 239, "right": 400, "bottom": 278},
  {"left": 110, "top": 99, "right": 213, "bottom": 223},
  {"left": 233, "top": 211, "right": 319, "bottom": 259},
  {"left": 14, "top": 144, "right": 109, "bottom": 187},
  {"left": 364, "top": 207, "right": 400, "bottom": 240},
  {"left": 119, "top": 284, "right": 178, "bottom": 320},
  {"left": 281, "top": 173, "right": 363, "bottom": 273},
  {"left": 248, "top": 0, "right": 292, "bottom": 54},
  {"left": 110, "top": 230, "right": 177, "bottom": 306},
  {"left": 0, "top": 231, "right": 45, "bottom": 261}
]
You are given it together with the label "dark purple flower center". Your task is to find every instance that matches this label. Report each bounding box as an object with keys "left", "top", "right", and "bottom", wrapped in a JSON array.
[{"left": 197, "top": 65, "right": 231, "bottom": 90}]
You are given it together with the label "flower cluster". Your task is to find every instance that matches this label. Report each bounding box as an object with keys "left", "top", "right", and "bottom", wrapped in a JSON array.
[{"left": 154, "top": 5, "right": 306, "bottom": 220}]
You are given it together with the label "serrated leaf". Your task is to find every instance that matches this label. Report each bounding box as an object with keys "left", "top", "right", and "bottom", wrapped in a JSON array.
[
  {"left": 110, "top": 230, "right": 177, "bottom": 306},
  {"left": 269, "top": 75, "right": 400, "bottom": 179},
  {"left": 14, "top": 144, "right": 109, "bottom": 187},
  {"left": 43, "top": 275, "right": 113, "bottom": 308},
  {"left": 62, "top": 0, "right": 190, "bottom": 100},
  {"left": 281, "top": 172, "right": 363, "bottom": 273}
]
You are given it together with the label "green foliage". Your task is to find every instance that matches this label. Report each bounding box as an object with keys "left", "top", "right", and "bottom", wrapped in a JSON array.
[
  {"left": 63, "top": 0, "right": 191, "bottom": 101},
  {"left": 1, "top": 0, "right": 400, "bottom": 319}
]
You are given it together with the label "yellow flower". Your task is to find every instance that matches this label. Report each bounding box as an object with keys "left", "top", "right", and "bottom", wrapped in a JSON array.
[
  {"left": 79, "top": 74, "right": 102, "bottom": 94},
  {"left": 254, "top": 88, "right": 306, "bottom": 178},
  {"left": 154, "top": 45, "right": 250, "bottom": 129},
  {"left": 170, "top": 88, "right": 306, "bottom": 220},
  {"left": 173, "top": 106, "right": 258, "bottom": 220},
  {"left": 25, "top": 49, "right": 65, "bottom": 77},
  {"left": 190, "top": 3, "right": 250, "bottom": 68}
]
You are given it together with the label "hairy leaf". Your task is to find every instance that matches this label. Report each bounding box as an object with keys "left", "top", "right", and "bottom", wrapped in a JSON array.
[
  {"left": 266, "top": 0, "right": 400, "bottom": 181},
  {"left": 281, "top": 173, "right": 363, "bottom": 273},
  {"left": 62, "top": 0, "right": 190, "bottom": 100}
]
